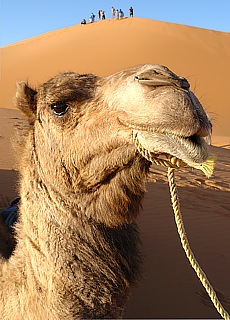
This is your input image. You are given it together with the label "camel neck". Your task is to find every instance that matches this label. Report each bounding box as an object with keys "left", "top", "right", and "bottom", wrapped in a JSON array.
[
  {"left": 15, "top": 178, "right": 142, "bottom": 316},
  {"left": 15, "top": 157, "right": 145, "bottom": 290},
  {"left": 10, "top": 138, "right": 149, "bottom": 316}
]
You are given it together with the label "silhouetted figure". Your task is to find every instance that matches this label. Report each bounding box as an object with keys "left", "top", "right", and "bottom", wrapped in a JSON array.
[
  {"left": 89, "top": 13, "right": 95, "bottom": 23},
  {"left": 101, "top": 10, "right": 106, "bottom": 20},
  {"left": 119, "top": 9, "right": 124, "bottom": 19},
  {"left": 111, "top": 7, "right": 115, "bottom": 18},
  {"left": 129, "top": 7, "right": 134, "bottom": 17}
]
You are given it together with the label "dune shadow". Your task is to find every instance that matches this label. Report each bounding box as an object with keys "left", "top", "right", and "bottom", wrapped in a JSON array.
[
  {"left": 0, "top": 169, "right": 19, "bottom": 209},
  {"left": 219, "top": 144, "right": 230, "bottom": 149}
]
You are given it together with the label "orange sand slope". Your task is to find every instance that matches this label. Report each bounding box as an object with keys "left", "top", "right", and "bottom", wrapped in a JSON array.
[
  {"left": 1, "top": 17, "right": 230, "bottom": 144},
  {"left": 0, "top": 18, "right": 230, "bottom": 319}
]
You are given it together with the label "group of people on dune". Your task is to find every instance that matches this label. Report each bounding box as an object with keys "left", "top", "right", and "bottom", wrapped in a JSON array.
[{"left": 81, "top": 6, "right": 134, "bottom": 24}]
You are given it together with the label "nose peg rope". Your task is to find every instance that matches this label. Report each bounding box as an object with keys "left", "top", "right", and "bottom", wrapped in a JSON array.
[{"left": 133, "top": 133, "right": 230, "bottom": 320}]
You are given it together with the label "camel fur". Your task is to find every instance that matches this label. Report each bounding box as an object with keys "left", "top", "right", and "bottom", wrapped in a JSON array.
[{"left": 0, "top": 64, "right": 211, "bottom": 319}]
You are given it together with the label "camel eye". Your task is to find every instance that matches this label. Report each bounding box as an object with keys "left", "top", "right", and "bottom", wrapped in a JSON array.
[{"left": 50, "top": 102, "right": 69, "bottom": 116}]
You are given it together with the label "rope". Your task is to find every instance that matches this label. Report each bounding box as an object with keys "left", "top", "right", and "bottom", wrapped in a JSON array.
[
  {"left": 133, "top": 132, "right": 229, "bottom": 319},
  {"left": 167, "top": 167, "right": 230, "bottom": 320}
]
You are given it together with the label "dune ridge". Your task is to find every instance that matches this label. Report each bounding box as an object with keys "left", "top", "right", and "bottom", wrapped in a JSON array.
[{"left": 1, "top": 18, "right": 230, "bottom": 143}]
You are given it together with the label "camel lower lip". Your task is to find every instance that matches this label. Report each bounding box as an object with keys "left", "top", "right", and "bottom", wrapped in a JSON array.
[{"left": 133, "top": 130, "right": 209, "bottom": 164}]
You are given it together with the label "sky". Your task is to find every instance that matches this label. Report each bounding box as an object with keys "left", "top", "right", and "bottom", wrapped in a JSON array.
[{"left": 1, "top": 0, "right": 230, "bottom": 47}]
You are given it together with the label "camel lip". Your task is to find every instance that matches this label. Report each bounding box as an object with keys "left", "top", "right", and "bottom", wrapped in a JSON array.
[
  {"left": 117, "top": 116, "right": 207, "bottom": 138},
  {"left": 133, "top": 130, "right": 210, "bottom": 165}
]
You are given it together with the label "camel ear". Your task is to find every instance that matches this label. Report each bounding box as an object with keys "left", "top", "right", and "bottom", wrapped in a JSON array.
[{"left": 14, "top": 81, "right": 37, "bottom": 122}]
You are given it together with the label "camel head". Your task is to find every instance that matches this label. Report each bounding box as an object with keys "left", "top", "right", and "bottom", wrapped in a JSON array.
[
  {"left": 102, "top": 64, "right": 211, "bottom": 165},
  {"left": 15, "top": 64, "right": 211, "bottom": 224}
]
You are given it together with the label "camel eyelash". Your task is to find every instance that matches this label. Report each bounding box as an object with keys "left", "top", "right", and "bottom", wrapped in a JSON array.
[{"left": 50, "top": 102, "right": 70, "bottom": 116}]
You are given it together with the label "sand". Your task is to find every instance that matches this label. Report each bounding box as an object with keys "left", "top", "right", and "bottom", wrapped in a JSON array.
[{"left": 0, "top": 17, "right": 230, "bottom": 318}]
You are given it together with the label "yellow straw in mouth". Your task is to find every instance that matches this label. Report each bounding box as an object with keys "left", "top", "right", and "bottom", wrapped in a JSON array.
[
  {"left": 132, "top": 131, "right": 216, "bottom": 178},
  {"left": 188, "top": 155, "right": 216, "bottom": 178}
]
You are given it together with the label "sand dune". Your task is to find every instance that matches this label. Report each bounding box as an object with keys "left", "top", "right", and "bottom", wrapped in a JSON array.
[
  {"left": 1, "top": 18, "right": 230, "bottom": 143},
  {"left": 0, "top": 18, "right": 230, "bottom": 318}
]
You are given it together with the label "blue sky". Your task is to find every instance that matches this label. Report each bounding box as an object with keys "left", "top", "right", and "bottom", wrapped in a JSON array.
[{"left": 1, "top": 0, "right": 230, "bottom": 47}]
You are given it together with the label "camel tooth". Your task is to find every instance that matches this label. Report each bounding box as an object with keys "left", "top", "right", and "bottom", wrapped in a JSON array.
[
  {"left": 170, "top": 156, "right": 178, "bottom": 166},
  {"left": 176, "top": 159, "right": 183, "bottom": 167}
]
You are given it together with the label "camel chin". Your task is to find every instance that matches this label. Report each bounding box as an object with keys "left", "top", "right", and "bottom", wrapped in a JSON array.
[{"left": 133, "top": 129, "right": 210, "bottom": 165}]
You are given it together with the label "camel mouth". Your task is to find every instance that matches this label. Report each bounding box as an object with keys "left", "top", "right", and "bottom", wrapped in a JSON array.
[{"left": 133, "top": 130, "right": 210, "bottom": 166}]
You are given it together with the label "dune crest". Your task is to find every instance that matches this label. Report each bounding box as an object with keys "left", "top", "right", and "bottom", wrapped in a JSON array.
[{"left": 1, "top": 18, "right": 230, "bottom": 141}]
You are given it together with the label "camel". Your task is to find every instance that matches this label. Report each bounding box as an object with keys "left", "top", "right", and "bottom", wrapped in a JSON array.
[{"left": 0, "top": 64, "right": 211, "bottom": 319}]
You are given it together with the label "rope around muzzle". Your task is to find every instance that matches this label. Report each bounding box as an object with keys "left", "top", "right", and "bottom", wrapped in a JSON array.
[{"left": 134, "top": 134, "right": 230, "bottom": 320}]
